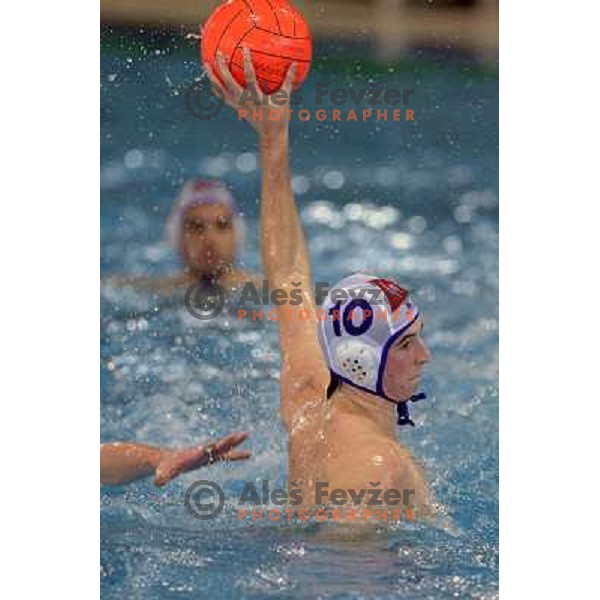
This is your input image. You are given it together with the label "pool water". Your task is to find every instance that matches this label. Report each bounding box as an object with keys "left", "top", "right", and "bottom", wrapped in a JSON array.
[{"left": 101, "top": 33, "right": 498, "bottom": 599}]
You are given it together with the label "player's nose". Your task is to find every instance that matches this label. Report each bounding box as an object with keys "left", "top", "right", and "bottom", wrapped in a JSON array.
[{"left": 416, "top": 338, "right": 431, "bottom": 365}]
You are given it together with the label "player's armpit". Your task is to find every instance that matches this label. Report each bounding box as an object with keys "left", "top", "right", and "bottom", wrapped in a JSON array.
[{"left": 276, "top": 271, "right": 330, "bottom": 429}]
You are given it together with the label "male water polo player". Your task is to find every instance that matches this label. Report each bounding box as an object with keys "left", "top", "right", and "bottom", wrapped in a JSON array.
[
  {"left": 164, "top": 180, "right": 255, "bottom": 292},
  {"left": 108, "top": 179, "right": 259, "bottom": 294},
  {"left": 206, "top": 49, "right": 432, "bottom": 511}
]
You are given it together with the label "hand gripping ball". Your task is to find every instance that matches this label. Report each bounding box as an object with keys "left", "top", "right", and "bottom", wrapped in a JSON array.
[{"left": 201, "top": 0, "right": 312, "bottom": 94}]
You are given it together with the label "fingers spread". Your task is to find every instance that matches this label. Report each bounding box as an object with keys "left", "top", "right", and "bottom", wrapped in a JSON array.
[
  {"left": 204, "top": 64, "right": 224, "bottom": 94},
  {"left": 282, "top": 62, "right": 297, "bottom": 95},
  {"left": 242, "top": 47, "right": 258, "bottom": 90},
  {"left": 222, "top": 450, "right": 252, "bottom": 462},
  {"left": 216, "top": 51, "right": 242, "bottom": 100},
  {"left": 204, "top": 63, "right": 218, "bottom": 85},
  {"left": 213, "top": 431, "right": 250, "bottom": 455}
]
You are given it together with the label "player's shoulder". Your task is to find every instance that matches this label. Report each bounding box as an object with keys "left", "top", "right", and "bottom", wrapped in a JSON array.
[{"left": 327, "top": 435, "right": 406, "bottom": 486}]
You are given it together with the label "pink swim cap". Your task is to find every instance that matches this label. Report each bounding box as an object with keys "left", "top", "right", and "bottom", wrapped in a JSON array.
[{"left": 166, "top": 180, "right": 245, "bottom": 253}]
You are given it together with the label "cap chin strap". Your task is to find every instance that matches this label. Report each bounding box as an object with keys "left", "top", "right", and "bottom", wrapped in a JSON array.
[
  {"left": 371, "top": 387, "right": 426, "bottom": 427},
  {"left": 395, "top": 392, "right": 426, "bottom": 427},
  {"left": 332, "top": 370, "right": 426, "bottom": 427}
]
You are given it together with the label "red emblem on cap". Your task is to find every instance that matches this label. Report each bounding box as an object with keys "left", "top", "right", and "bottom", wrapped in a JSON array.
[{"left": 368, "top": 278, "right": 409, "bottom": 311}]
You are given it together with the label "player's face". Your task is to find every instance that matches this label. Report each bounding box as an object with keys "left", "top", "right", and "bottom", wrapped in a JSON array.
[
  {"left": 181, "top": 203, "right": 238, "bottom": 273},
  {"left": 382, "top": 317, "right": 430, "bottom": 401}
]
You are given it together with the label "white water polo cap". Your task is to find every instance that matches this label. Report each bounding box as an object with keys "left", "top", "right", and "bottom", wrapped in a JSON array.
[{"left": 318, "top": 273, "right": 425, "bottom": 425}]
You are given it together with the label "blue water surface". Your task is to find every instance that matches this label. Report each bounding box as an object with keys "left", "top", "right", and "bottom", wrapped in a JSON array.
[{"left": 101, "top": 32, "right": 498, "bottom": 599}]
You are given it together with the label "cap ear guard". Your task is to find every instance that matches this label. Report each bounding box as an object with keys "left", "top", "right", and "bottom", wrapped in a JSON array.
[
  {"left": 318, "top": 272, "right": 426, "bottom": 426},
  {"left": 331, "top": 339, "right": 379, "bottom": 388}
]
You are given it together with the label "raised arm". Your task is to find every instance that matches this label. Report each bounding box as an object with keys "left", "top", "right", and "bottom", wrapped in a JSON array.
[
  {"left": 207, "top": 49, "right": 308, "bottom": 286},
  {"left": 259, "top": 124, "right": 311, "bottom": 284},
  {"left": 207, "top": 50, "right": 330, "bottom": 427},
  {"left": 100, "top": 432, "right": 251, "bottom": 486}
]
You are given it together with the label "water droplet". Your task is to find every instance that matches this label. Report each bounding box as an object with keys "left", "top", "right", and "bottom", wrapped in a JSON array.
[
  {"left": 124, "top": 149, "right": 144, "bottom": 169},
  {"left": 292, "top": 175, "right": 310, "bottom": 195},
  {"left": 453, "top": 205, "right": 473, "bottom": 223},
  {"left": 391, "top": 232, "right": 414, "bottom": 250},
  {"left": 323, "top": 170, "right": 345, "bottom": 190},
  {"left": 408, "top": 215, "right": 427, "bottom": 234},
  {"left": 443, "top": 235, "right": 463, "bottom": 255},
  {"left": 235, "top": 152, "right": 257, "bottom": 173}
]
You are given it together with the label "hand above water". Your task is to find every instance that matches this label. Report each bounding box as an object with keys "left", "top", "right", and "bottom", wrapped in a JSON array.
[
  {"left": 205, "top": 47, "right": 296, "bottom": 139},
  {"left": 154, "top": 431, "right": 252, "bottom": 486},
  {"left": 101, "top": 432, "right": 251, "bottom": 487}
]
